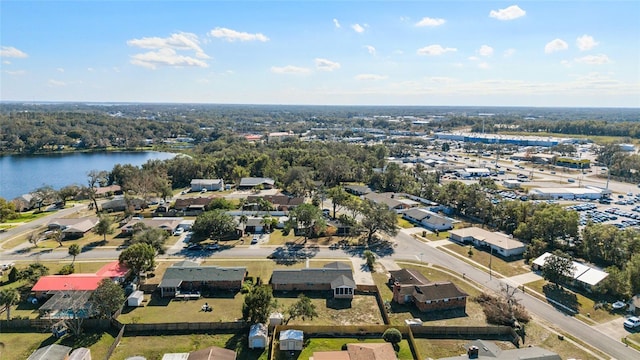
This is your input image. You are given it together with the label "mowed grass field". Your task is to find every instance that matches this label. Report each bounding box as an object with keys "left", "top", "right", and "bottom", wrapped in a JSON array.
[{"left": 1, "top": 330, "right": 116, "bottom": 360}]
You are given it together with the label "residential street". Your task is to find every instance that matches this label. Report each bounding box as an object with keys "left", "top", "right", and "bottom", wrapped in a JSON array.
[{"left": 1, "top": 213, "right": 639, "bottom": 359}]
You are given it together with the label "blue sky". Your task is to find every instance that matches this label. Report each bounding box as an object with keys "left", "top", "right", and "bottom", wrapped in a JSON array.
[{"left": 1, "top": 1, "right": 639, "bottom": 107}]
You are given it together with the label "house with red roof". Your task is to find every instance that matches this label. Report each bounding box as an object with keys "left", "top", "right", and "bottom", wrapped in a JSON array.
[
  {"left": 31, "top": 274, "right": 107, "bottom": 298},
  {"left": 95, "top": 261, "right": 130, "bottom": 283}
]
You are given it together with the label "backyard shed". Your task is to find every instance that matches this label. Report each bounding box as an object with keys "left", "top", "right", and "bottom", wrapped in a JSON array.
[
  {"left": 249, "top": 323, "right": 268, "bottom": 349},
  {"left": 127, "top": 290, "right": 144, "bottom": 307},
  {"left": 269, "top": 312, "right": 284, "bottom": 327},
  {"left": 279, "top": 329, "right": 304, "bottom": 351}
]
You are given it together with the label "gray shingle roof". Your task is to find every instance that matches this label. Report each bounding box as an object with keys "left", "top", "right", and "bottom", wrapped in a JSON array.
[
  {"left": 160, "top": 263, "right": 246, "bottom": 285},
  {"left": 239, "top": 177, "right": 275, "bottom": 187},
  {"left": 271, "top": 268, "right": 354, "bottom": 286}
]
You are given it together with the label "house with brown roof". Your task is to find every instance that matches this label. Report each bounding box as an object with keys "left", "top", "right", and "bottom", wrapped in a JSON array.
[
  {"left": 389, "top": 269, "right": 468, "bottom": 313},
  {"left": 247, "top": 195, "right": 305, "bottom": 211},
  {"left": 310, "top": 342, "right": 397, "bottom": 360},
  {"left": 48, "top": 217, "right": 100, "bottom": 238},
  {"left": 173, "top": 197, "right": 214, "bottom": 215},
  {"left": 158, "top": 260, "right": 247, "bottom": 298},
  {"left": 271, "top": 262, "right": 355, "bottom": 299},
  {"left": 120, "top": 217, "right": 184, "bottom": 235},
  {"left": 362, "top": 192, "right": 419, "bottom": 213}
]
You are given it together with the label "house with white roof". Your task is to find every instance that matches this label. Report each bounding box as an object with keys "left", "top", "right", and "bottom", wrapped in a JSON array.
[
  {"left": 449, "top": 227, "right": 525, "bottom": 257},
  {"left": 531, "top": 252, "right": 609, "bottom": 291}
]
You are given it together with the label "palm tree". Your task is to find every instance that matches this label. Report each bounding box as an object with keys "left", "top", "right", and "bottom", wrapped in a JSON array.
[
  {"left": 68, "top": 244, "right": 81, "bottom": 264},
  {"left": 0, "top": 289, "right": 20, "bottom": 320},
  {"left": 239, "top": 215, "right": 248, "bottom": 236},
  {"left": 261, "top": 215, "right": 272, "bottom": 233}
]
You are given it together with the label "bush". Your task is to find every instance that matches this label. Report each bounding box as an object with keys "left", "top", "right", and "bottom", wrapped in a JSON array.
[
  {"left": 58, "top": 264, "right": 75, "bottom": 275},
  {"left": 382, "top": 327, "right": 402, "bottom": 344}
]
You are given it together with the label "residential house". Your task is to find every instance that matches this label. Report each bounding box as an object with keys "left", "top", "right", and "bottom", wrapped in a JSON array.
[
  {"left": 239, "top": 177, "right": 275, "bottom": 190},
  {"left": 94, "top": 185, "right": 122, "bottom": 197},
  {"left": 438, "top": 339, "right": 560, "bottom": 360},
  {"left": 12, "top": 193, "right": 33, "bottom": 212},
  {"left": 101, "top": 197, "right": 147, "bottom": 212},
  {"left": 48, "top": 217, "right": 100, "bottom": 238},
  {"left": 343, "top": 185, "right": 372, "bottom": 196},
  {"left": 268, "top": 131, "right": 296, "bottom": 143},
  {"left": 270, "top": 262, "right": 355, "bottom": 299},
  {"left": 531, "top": 252, "right": 609, "bottom": 291},
  {"left": 27, "top": 344, "right": 72, "bottom": 360},
  {"left": 158, "top": 260, "right": 247, "bottom": 298},
  {"left": 68, "top": 347, "right": 91, "bottom": 360},
  {"left": 629, "top": 294, "right": 640, "bottom": 315},
  {"left": 190, "top": 179, "right": 225, "bottom": 192},
  {"left": 248, "top": 323, "right": 268, "bottom": 349},
  {"left": 389, "top": 268, "right": 468, "bottom": 313},
  {"left": 279, "top": 329, "right": 304, "bottom": 351},
  {"left": 246, "top": 195, "right": 305, "bottom": 211},
  {"left": 402, "top": 208, "right": 453, "bottom": 231},
  {"left": 362, "top": 192, "right": 419, "bottom": 212},
  {"left": 449, "top": 227, "right": 526, "bottom": 258},
  {"left": 310, "top": 343, "right": 398, "bottom": 360},
  {"left": 173, "top": 197, "right": 214, "bottom": 215},
  {"left": 120, "top": 217, "right": 184, "bottom": 235},
  {"left": 244, "top": 217, "right": 266, "bottom": 234},
  {"left": 95, "top": 261, "right": 131, "bottom": 283},
  {"left": 163, "top": 346, "right": 237, "bottom": 360},
  {"left": 31, "top": 274, "right": 108, "bottom": 298}
]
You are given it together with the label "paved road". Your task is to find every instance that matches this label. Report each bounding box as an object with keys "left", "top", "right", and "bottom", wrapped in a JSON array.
[{"left": 2, "top": 213, "right": 639, "bottom": 358}]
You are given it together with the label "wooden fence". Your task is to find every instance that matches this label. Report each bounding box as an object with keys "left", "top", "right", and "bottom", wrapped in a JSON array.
[{"left": 123, "top": 321, "right": 247, "bottom": 333}]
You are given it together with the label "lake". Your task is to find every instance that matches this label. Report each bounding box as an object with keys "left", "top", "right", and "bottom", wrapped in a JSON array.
[{"left": 0, "top": 151, "right": 176, "bottom": 200}]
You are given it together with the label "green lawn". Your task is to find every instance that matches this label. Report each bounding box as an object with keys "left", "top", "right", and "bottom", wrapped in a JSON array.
[
  {"left": 441, "top": 243, "right": 530, "bottom": 277},
  {"left": 109, "top": 332, "right": 267, "bottom": 360},
  {"left": 274, "top": 338, "right": 413, "bottom": 360},
  {"left": 274, "top": 292, "right": 384, "bottom": 326},
  {"left": 396, "top": 216, "right": 414, "bottom": 229},
  {"left": 1, "top": 330, "right": 115, "bottom": 360},
  {"left": 524, "top": 279, "right": 619, "bottom": 324}
]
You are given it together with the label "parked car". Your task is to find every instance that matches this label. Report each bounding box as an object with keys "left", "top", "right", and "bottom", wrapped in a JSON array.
[
  {"left": 251, "top": 235, "right": 259, "bottom": 244},
  {"left": 173, "top": 228, "right": 185, "bottom": 236},
  {"left": 623, "top": 316, "right": 640, "bottom": 329},
  {"left": 186, "top": 243, "right": 202, "bottom": 251},
  {"left": 205, "top": 243, "right": 220, "bottom": 251}
]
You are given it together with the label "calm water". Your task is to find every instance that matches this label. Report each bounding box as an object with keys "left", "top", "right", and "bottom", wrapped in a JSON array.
[{"left": 0, "top": 151, "right": 175, "bottom": 200}]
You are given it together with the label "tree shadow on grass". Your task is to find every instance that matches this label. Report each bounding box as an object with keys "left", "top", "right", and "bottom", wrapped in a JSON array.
[
  {"left": 225, "top": 330, "right": 268, "bottom": 360},
  {"left": 268, "top": 244, "right": 320, "bottom": 265},
  {"left": 147, "top": 295, "right": 171, "bottom": 307},
  {"left": 36, "top": 330, "right": 113, "bottom": 351},
  {"left": 326, "top": 298, "right": 352, "bottom": 310},
  {"left": 542, "top": 283, "right": 579, "bottom": 314},
  {"left": 389, "top": 302, "right": 467, "bottom": 322}
]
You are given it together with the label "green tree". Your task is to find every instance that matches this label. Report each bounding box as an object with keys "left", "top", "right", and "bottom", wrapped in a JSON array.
[
  {"left": 626, "top": 253, "right": 640, "bottom": 295},
  {"left": 288, "top": 203, "right": 326, "bottom": 240},
  {"left": 18, "top": 263, "right": 49, "bottom": 285},
  {"left": 91, "top": 278, "right": 125, "bottom": 318},
  {"left": 132, "top": 227, "right": 169, "bottom": 254},
  {"left": 86, "top": 170, "right": 109, "bottom": 214},
  {"left": 30, "top": 185, "right": 57, "bottom": 212},
  {"left": 359, "top": 200, "right": 398, "bottom": 243},
  {"left": 242, "top": 285, "right": 274, "bottom": 324},
  {"left": 382, "top": 327, "right": 402, "bottom": 345},
  {"left": 0, "top": 289, "right": 21, "bottom": 320},
  {"left": 51, "top": 229, "right": 64, "bottom": 247},
  {"left": 542, "top": 251, "right": 575, "bottom": 287},
  {"left": 327, "top": 186, "right": 350, "bottom": 219},
  {"left": 0, "top": 197, "right": 17, "bottom": 222},
  {"left": 284, "top": 294, "right": 318, "bottom": 324},
  {"left": 94, "top": 215, "right": 114, "bottom": 243},
  {"left": 119, "top": 243, "right": 155, "bottom": 281},
  {"left": 58, "top": 184, "right": 80, "bottom": 207},
  {"left": 192, "top": 210, "right": 237, "bottom": 241},
  {"left": 68, "top": 244, "right": 81, "bottom": 264},
  {"left": 364, "top": 250, "right": 376, "bottom": 271}
]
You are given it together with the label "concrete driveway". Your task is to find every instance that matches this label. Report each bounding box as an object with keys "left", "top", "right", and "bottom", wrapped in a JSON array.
[{"left": 593, "top": 315, "right": 637, "bottom": 343}]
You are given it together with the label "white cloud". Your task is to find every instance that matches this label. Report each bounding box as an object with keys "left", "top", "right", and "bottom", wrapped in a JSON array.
[
  {"left": 417, "top": 44, "right": 457, "bottom": 56},
  {"left": 0, "top": 46, "right": 28, "bottom": 58},
  {"left": 478, "top": 62, "right": 490, "bottom": 69},
  {"left": 48, "top": 79, "right": 67, "bottom": 87},
  {"left": 209, "top": 27, "right": 269, "bottom": 42},
  {"left": 113, "top": 67, "right": 121, "bottom": 73},
  {"left": 503, "top": 48, "right": 516, "bottom": 57},
  {"left": 56, "top": 68, "right": 64, "bottom": 72},
  {"left": 355, "top": 74, "right": 387, "bottom": 81},
  {"left": 315, "top": 58, "right": 340, "bottom": 71},
  {"left": 365, "top": 45, "right": 376, "bottom": 55},
  {"left": 544, "top": 39, "right": 568, "bottom": 54},
  {"left": 130, "top": 48, "right": 209, "bottom": 69},
  {"left": 415, "top": 17, "right": 446, "bottom": 27},
  {"left": 489, "top": 5, "right": 526, "bottom": 20},
  {"left": 333, "top": 18, "right": 341, "bottom": 28},
  {"left": 4, "top": 70, "right": 26, "bottom": 75},
  {"left": 128, "top": 32, "right": 209, "bottom": 59},
  {"left": 3, "top": 60, "right": 10, "bottom": 65},
  {"left": 87, "top": 67, "right": 94, "bottom": 72},
  {"left": 468, "top": 56, "right": 480, "bottom": 61},
  {"left": 478, "top": 45, "right": 494, "bottom": 57},
  {"left": 575, "top": 54, "right": 611, "bottom": 65},
  {"left": 351, "top": 24, "right": 365, "bottom": 33},
  {"left": 270, "top": 65, "right": 311, "bottom": 74},
  {"left": 576, "top": 35, "right": 599, "bottom": 51}
]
